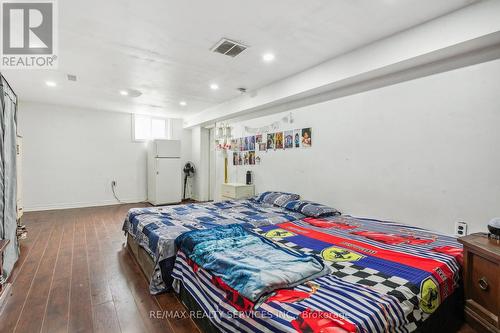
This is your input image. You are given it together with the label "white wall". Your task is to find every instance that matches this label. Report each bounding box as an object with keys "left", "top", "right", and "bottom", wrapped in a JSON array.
[
  {"left": 18, "top": 102, "right": 191, "bottom": 211},
  {"left": 216, "top": 59, "right": 500, "bottom": 235},
  {"left": 191, "top": 126, "right": 210, "bottom": 201},
  {"left": 172, "top": 118, "right": 194, "bottom": 199}
]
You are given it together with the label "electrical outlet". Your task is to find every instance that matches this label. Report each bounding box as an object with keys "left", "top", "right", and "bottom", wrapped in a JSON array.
[
  {"left": 455, "top": 221, "right": 468, "bottom": 237},
  {"left": 111, "top": 180, "right": 117, "bottom": 187}
]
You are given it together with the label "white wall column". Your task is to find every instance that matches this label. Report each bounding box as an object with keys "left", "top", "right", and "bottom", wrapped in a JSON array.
[{"left": 191, "top": 126, "right": 210, "bottom": 201}]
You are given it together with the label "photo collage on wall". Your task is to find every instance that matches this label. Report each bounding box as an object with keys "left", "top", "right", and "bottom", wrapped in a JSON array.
[{"left": 231, "top": 128, "right": 312, "bottom": 166}]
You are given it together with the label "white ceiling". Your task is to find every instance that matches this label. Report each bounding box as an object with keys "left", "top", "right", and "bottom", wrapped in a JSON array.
[{"left": 2, "top": 0, "right": 477, "bottom": 118}]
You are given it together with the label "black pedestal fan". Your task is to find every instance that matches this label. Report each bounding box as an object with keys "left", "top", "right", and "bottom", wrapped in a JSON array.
[{"left": 182, "top": 162, "right": 195, "bottom": 200}]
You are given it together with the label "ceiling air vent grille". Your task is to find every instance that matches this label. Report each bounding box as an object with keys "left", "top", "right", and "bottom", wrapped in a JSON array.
[
  {"left": 211, "top": 38, "right": 248, "bottom": 57},
  {"left": 67, "top": 74, "right": 77, "bottom": 81}
]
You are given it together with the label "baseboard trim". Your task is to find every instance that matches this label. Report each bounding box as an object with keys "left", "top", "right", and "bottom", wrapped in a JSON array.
[{"left": 24, "top": 198, "right": 147, "bottom": 212}]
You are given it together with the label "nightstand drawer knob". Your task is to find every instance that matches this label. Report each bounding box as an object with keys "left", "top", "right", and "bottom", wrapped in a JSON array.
[{"left": 478, "top": 277, "right": 489, "bottom": 291}]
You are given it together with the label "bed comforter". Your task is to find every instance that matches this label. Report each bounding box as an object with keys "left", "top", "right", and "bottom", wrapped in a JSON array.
[
  {"left": 172, "top": 215, "right": 462, "bottom": 333},
  {"left": 122, "top": 199, "right": 305, "bottom": 293},
  {"left": 176, "top": 224, "right": 331, "bottom": 305}
]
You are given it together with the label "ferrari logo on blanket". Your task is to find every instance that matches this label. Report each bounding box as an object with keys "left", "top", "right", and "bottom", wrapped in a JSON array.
[
  {"left": 420, "top": 277, "right": 440, "bottom": 313},
  {"left": 265, "top": 229, "right": 296, "bottom": 239},
  {"left": 321, "top": 246, "right": 364, "bottom": 262}
]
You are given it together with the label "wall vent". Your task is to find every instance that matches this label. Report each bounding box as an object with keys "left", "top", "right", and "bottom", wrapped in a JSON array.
[
  {"left": 67, "top": 74, "right": 77, "bottom": 81},
  {"left": 211, "top": 38, "right": 248, "bottom": 57}
]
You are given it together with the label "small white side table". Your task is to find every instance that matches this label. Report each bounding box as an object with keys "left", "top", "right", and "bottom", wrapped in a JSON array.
[{"left": 220, "top": 183, "right": 255, "bottom": 200}]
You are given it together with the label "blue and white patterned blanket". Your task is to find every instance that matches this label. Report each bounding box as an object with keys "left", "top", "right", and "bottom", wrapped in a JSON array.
[
  {"left": 175, "top": 224, "right": 331, "bottom": 304},
  {"left": 122, "top": 199, "right": 305, "bottom": 293}
]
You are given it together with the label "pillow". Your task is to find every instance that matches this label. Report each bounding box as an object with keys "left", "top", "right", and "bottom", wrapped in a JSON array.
[
  {"left": 255, "top": 191, "right": 300, "bottom": 206},
  {"left": 283, "top": 200, "right": 340, "bottom": 218}
]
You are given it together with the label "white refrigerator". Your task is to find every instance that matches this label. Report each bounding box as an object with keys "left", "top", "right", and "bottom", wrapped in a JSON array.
[{"left": 147, "top": 140, "right": 182, "bottom": 205}]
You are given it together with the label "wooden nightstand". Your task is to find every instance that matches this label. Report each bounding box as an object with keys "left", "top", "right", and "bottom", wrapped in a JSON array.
[
  {"left": 459, "top": 233, "right": 500, "bottom": 333},
  {"left": 220, "top": 183, "right": 255, "bottom": 200}
]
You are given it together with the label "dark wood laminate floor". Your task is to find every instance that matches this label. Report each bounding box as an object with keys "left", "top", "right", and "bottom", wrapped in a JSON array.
[
  {"left": 0, "top": 204, "right": 475, "bottom": 333},
  {"left": 0, "top": 204, "right": 199, "bottom": 333}
]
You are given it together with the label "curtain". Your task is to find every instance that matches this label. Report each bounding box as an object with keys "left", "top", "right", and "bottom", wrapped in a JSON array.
[{"left": 0, "top": 74, "right": 19, "bottom": 280}]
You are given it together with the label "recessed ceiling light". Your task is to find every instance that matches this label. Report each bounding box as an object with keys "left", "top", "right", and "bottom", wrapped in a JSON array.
[
  {"left": 179, "top": 101, "right": 187, "bottom": 106},
  {"left": 210, "top": 83, "right": 219, "bottom": 90},
  {"left": 45, "top": 81, "right": 57, "bottom": 87},
  {"left": 119, "top": 90, "right": 129, "bottom": 96},
  {"left": 262, "top": 53, "right": 275, "bottom": 62}
]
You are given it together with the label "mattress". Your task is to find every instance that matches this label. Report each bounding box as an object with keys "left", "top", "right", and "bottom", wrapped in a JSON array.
[
  {"left": 171, "top": 215, "right": 463, "bottom": 333},
  {"left": 122, "top": 199, "right": 306, "bottom": 293}
]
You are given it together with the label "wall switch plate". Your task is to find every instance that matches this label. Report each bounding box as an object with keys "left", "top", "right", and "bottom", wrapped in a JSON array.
[{"left": 455, "top": 221, "right": 468, "bottom": 237}]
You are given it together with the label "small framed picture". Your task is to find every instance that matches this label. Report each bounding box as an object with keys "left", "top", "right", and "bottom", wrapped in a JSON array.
[
  {"left": 301, "top": 128, "right": 312, "bottom": 147},
  {"left": 249, "top": 136, "right": 256, "bottom": 150},
  {"left": 275, "top": 132, "right": 284, "bottom": 149},
  {"left": 284, "top": 130, "right": 293, "bottom": 149},
  {"left": 256, "top": 134, "right": 266, "bottom": 151},
  {"left": 243, "top": 137, "right": 249, "bottom": 151},
  {"left": 293, "top": 129, "right": 301, "bottom": 148},
  {"left": 249, "top": 151, "right": 256, "bottom": 165},
  {"left": 267, "top": 133, "right": 275, "bottom": 150}
]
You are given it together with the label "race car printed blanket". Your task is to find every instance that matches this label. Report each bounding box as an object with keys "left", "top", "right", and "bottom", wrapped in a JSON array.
[
  {"left": 172, "top": 215, "right": 462, "bottom": 333},
  {"left": 175, "top": 224, "right": 331, "bottom": 305},
  {"left": 122, "top": 199, "right": 305, "bottom": 293}
]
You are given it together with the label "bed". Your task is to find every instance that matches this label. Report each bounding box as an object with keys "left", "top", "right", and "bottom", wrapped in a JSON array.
[
  {"left": 123, "top": 195, "right": 463, "bottom": 332},
  {"left": 171, "top": 215, "right": 463, "bottom": 333},
  {"left": 122, "top": 197, "right": 306, "bottom": 293}
]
